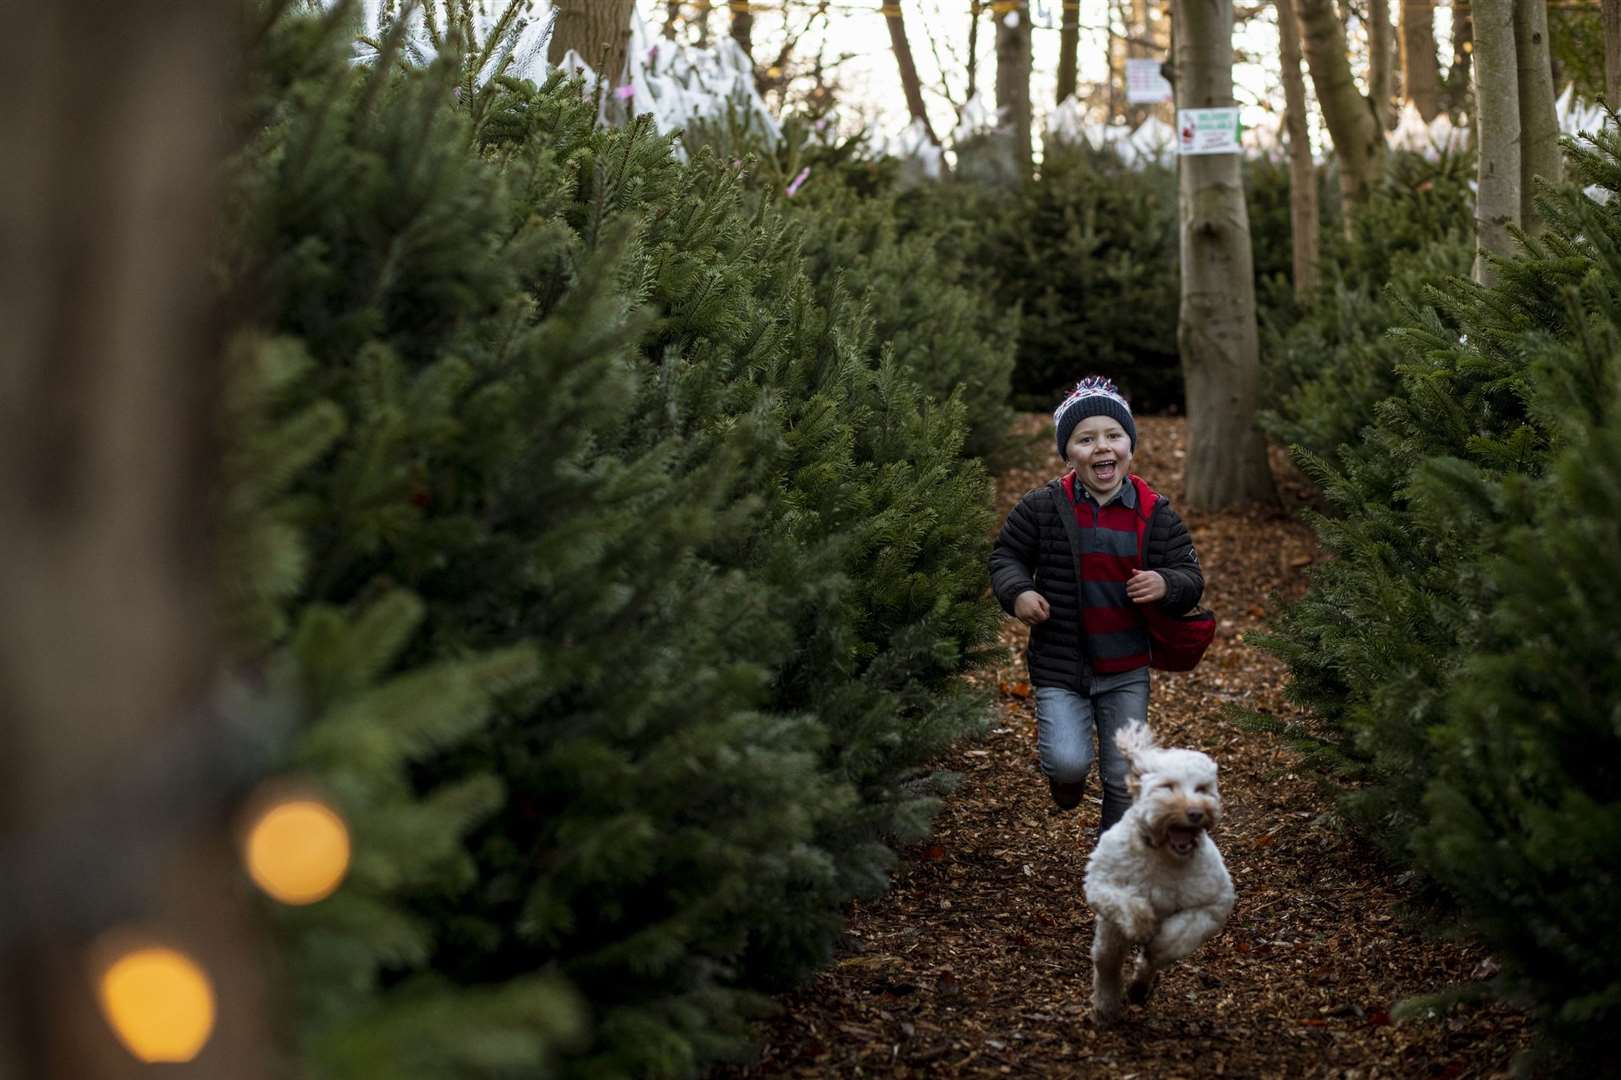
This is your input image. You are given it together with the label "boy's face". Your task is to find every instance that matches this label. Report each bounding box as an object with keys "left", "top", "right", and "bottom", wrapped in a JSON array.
[{"left": 1065, "top": 415, "right": 1134, "bottom": 499}]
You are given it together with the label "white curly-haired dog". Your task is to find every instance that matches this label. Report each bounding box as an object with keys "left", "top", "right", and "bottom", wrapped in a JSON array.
[{"left": 1083, "top": 721, "right": 1234, "bottom": 1026}]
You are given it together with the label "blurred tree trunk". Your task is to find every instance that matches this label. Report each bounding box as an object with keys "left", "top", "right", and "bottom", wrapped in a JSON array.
[
  {"left": 1445, "top": 0, "right": 1472, "bottom": 115},
  {"left": 995, "top": 0, "right": 1033, "bottom": 183},
  {"left": 549, "top": 0, "right": 637, "bottom": 83},
  {"left": 1606, "top": 0, "right": 1621, "bottom": 111},
  {"left": 1513, "top": 0, "right": 1560, "bottom": 238},
  {"left": 968, "top": 0, "right": 982, "bottom": 100},
  {"left": 1296, "top": 0, "right": 1387, "bottom": 213},
  {"left": 1058, "top": 0, "right": 1079, "bottom": 103},
  {"left": 1173, "top": 0, "right": 1277, "bottom": 510},
  {"left": 730, "top": 1, "right": 753, "bottom": 60},
  {"left": 1370, "top": 0, "right": 1396, "bottom": 128},
  {"left": 664, "top": 1, "right": 680, "bottom": 39},
  {"left": 1400, "top": 0, "right": 1441, "bottom": 120},
  {"left": 0, "top": 0, "right": 274, "bottom": 1077},
  {"left": 1606, "top": 0, "right": 1620, "bottom": 110},
  {"left": 884, "top": 1, "right": 940, "bottom": 143},
  {"left": 1278, "top": 0, "right": 1319, "bottom": 300},
  {"left": 1472, "top": 0, "right": 1519, "bottom": 285},
  {"left": 1108, "top": 0, "right": 1125, "bottom": 119}
]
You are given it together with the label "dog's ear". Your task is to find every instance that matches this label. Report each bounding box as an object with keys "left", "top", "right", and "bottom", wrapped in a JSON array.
[{"left": 1114, "top": 721, "right": 1157, "bottom": 767}]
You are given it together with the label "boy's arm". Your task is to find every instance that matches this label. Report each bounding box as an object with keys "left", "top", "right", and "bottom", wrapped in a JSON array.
[
  {"left": 1146, "top": 501, "right": 1204, "bottom": 614},
  {"left": 989, "top": 492, "right": 1043, "bottom": 614}
]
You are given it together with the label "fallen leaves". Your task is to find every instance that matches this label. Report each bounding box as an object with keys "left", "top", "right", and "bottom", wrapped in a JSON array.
[{"left": 722, "top": 415, "right": 1531, "bottom": 1080}]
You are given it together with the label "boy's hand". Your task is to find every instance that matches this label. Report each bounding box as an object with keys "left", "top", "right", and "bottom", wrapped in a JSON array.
[
  {"left": 1127, "top": 570, "right": 1167, "bottom": 604},
  {"left": 1014, "top": 590, "right": 1050, "bottom": 625}
]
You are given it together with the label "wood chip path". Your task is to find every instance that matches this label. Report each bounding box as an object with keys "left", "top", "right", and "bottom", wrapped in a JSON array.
[{"left": 725, "top": 414, "right": 1532, "bottom": 1079}]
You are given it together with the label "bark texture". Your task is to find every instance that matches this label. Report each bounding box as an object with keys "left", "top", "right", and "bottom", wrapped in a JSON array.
[
  {"left": 1278, "top": 0, "right": 1320, "bottom": 299},
  {"left": 1512, "top": 0, "right": 1560, "bottom": 238},
  {"left": 0, "top": 0, "right": 273, "bottom": 1076},
  {"left": 1296, "top": 0, "right": 1386, "bottom": 210},
  {"left": 1471, "top": 0, "right": 1519, "bottom": 285},
  {"left": 549, "top": 0, "right": 637, "bottom": 83},
  {"left": 995, "top": 0, "right": 1033, "bottom": 183},
  {"left": 1400, "top": 0, "right": 1441, "bottom": 120},
  {"left": 1174, "top": 0, "right": 1276, "bottom": 509},
  {"left": 884, "top": 1, "right": 941, "bottom": 143}
]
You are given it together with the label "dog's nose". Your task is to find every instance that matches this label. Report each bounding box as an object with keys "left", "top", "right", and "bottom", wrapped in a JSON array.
[{"left": 1186, "top": 810, "right": 1204, "bottom": 825}]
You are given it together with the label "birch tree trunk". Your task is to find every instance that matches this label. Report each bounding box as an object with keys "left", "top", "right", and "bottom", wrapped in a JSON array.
[
  {"left": 549, "top": 0, "right": 637, "bottom": 84},
  {"left": 1606, "top": 0, "right": 1620, "bottom": 111},
  {"left": 1400, "top": 0, "right": 1441, "bottom": 120},
  {"left": 1278, "top": 0, "right": 1320, "bottom": 299},
  {"left": 1174, "top": 0, "right": 1276, "bottom": 510},
  {"left": 884, "top": 1, "right": 941, "bottom": 143},
  {"left": 0, "top": 0, "right": 274, "bottom": 1075},
  {"left": 1296, "top": 0, "right": 1386, "bottom": 212},
  {"left": 1370, "top": 0, "right": 1396, "bottom": 129},
  {"left": 995, "top": 0, "right": 1033, "bottom": 183},
  {"left": 1472, "top": 0, "right": 1519, "bottom": 286},
  {"left": 1512, "top": 0, "right": 1560, "bottom": 239},
  {"left": 1058, "top": 0, "right": 1080, "bottom": 103}
]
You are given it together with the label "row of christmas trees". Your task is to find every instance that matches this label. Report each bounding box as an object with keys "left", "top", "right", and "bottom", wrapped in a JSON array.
[
  {"left": 222, "top": 7, "right": 1013, "bottom": 1075},
  {"left": 1261, "top": 126, "right": 1621, "bottom": 1070}
]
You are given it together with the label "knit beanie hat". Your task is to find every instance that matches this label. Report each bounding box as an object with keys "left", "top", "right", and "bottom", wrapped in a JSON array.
[{"left": 1054, "top": 376, "right": 1136, "bottom": 457}]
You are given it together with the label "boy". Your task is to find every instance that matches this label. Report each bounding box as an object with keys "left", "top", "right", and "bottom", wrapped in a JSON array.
[{"left": 989, "top": 377, "right": 1204, "bottom": 832}]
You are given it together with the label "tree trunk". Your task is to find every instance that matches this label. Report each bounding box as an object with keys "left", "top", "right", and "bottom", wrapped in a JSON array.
[
  {"left": 549, "top": 0, "right": 637, "bottom": 83},
  {"left": 730, "top": 3, "right": 753, "bottom": 61},
  {"left": 1400, "top": 0, "right": 1441, "bottom": 121},
  {"left": 664, "top": 1, "right": 680, "bottom": 39},
  {"left": 1277, "top": 0, "right": 1320, "bottom": 300},
  {"left": 1296, "top": 0, "right": 1387, "bottom": 212},
  {"left": 1370, "top": 0, "right": 1396, "bottom": 129},
  {"left": 1606, "top": 0, "right": 1620, "bottom": 111},
  {"left": 1173, "top": 0, "right": 1277, "bottom": 510},
  {"left": 968, "top": 0, "right": 982, "bottom": 101},
  {"left": 0, "top": 0, "right": 275, "bottom": 1076},
  {"left": 884, "top": 1, "right": 941, "bottom": 143},
  {"left": 1472, "top": 0, "right": 1519, "bottom": 285},
  {"left": 1513, "top": 0, "right": 1560, "bottom": 238},
  {"left": 1445, "top": 0, "right": 1473, "bottom": 115},
  {"left": 995, "top": 0, "right": 1033, "bottom": 183},
  {"left": 1058, "top": 0, "right": 1080, "bottom": 103}
]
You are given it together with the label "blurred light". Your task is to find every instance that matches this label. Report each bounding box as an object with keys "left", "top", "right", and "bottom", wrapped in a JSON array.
[
  {"left": 95, "top": 945, "right": 216, "bottom": 1063},
  {"left": 244, "top": 795, "right": 350, "bottom": 905}
]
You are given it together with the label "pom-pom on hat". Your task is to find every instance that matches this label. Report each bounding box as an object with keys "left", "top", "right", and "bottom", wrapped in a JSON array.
[{"left": 1054, "top": 376, "right": 1136, "bottom": 457}]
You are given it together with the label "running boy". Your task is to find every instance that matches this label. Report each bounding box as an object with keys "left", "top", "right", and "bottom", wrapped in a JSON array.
[{"left": 989, "top": 376, "right": 1204, "bottom": 832}]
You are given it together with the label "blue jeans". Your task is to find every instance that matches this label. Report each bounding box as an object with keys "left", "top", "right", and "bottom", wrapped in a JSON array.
[{"left": 1034, "top": 669, "right": 1149, "bottom": 831}]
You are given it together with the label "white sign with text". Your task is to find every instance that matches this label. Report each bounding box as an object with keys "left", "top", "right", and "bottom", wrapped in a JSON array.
[{"left": 1177, "top": 107, "right": 1242, "bottom": 155}]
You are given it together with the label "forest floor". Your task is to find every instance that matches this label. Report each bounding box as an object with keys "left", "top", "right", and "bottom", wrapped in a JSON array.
[{"left": 729, "top": 414, "right": 1534, "bottom": 1079}]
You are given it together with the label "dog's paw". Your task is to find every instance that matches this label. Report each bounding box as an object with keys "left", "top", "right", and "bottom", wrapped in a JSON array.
[
  {"left": 1125, "top": 962, "right": 1157, "bottom": 1006},
  {"left": 1120, "top": 901, "right": 1157, "bottom": 943},
  {"left": 1091, "top": 997, "right": 1124, "bottom": 1028}
]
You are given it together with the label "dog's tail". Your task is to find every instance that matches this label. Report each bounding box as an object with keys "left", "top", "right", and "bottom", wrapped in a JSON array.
[{"left": 1115, "top": 720, "right": 1158, "bottom": 767}]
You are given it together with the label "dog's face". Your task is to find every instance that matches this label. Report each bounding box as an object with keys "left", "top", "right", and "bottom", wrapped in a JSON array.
[{"left": 1125, "top": 748, "right": 1222, "bottom": 858}]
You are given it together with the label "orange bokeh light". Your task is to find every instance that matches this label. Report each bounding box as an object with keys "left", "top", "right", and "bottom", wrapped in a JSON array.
[
  {"left": 95, "top": 945, "right": 216, "bottom": 1063},
  {"left": 243, "top": 796, "right": 350, "bottom": 905}
]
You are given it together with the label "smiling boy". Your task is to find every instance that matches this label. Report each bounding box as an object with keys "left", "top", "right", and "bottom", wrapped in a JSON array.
[{"left": 989, "top": 377, "right": 1205, "bottom": 832}]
